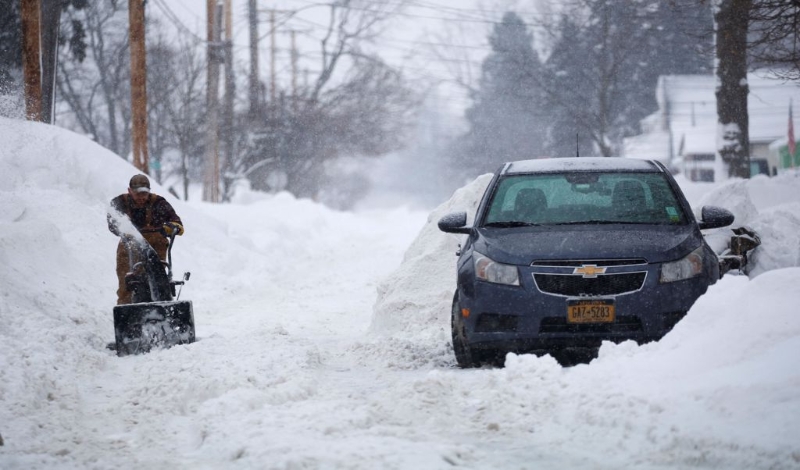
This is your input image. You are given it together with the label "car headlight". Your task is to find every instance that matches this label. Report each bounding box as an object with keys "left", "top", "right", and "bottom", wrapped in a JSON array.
[
  {"left": 474, "top": 251, "right": 520, "bottom": 286},
  {"left": 660, "top": 246, "right": 704, "bottom": 283}
]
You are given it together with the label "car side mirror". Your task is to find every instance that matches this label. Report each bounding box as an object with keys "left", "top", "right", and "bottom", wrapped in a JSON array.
[
  {"left": 698, "top": 206, "right": 735, "bottom": 230},
  {"left": 437, "top": 211, "right": 472, "bottom": 234}
]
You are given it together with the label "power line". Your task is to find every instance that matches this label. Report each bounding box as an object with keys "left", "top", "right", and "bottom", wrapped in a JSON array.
[
  {"left": 284, "top": 15, "right": 488, "bottom": 64},
  {"left": 285, "top": 0, "right": 547, "bottom": 27},
  {"left": 151, "top": 0, "right": 206, "bottom": 44},
  {"left": 408, "top": 0, "right": 543, "bottom": 18}
]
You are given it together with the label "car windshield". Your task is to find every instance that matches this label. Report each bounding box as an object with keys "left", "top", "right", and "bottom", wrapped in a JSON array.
[{"left": 482, "top": 172, "right": 688, "bottom": 226}]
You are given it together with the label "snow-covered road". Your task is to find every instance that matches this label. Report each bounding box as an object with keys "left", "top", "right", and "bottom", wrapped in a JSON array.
[{"left": 2, "top": 118, "right": 800, "bottom": 469}]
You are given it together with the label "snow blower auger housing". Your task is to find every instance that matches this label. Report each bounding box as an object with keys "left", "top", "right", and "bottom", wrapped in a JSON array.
[{"left": 113, "top": 231, "right": 194, "bottom": 356}]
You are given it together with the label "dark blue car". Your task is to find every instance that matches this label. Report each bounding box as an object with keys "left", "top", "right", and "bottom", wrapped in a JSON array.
[{"left": 438, "top": 158, "right": 734, "bottom": 367}]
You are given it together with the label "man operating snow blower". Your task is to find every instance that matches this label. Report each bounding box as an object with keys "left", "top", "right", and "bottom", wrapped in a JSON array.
[
  {"left": 108, "top": 174, "right": 184, "bottom": 304},
  {"left": 107, "top": 174, "right": 194, "bottom": 356}
]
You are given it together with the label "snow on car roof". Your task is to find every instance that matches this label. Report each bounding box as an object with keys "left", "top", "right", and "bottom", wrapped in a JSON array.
[{"left": 503, "top": 157, "right": 661, "bottom": 174}]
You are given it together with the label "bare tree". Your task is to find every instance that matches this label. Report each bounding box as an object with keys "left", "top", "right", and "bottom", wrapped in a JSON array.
[
  {"left": 749, "top": 0, "right": 800, "bottom": 80},
  {"left": 56, "top": 1, "right": 131, "bottom": 157},
  {"left": 165, "top": 48, "right": 206, "bottom": 200},
  {"left": 105, "top": 13, "right": 205, "bottom": 198},
  {"left": 146, "top": 31, "right": 172, "bottom": 184},
  {"left": 427, "top": 23, "right": 482, "bottom": 97},
  {"left": 234, "top": 0, "right": 416, "bottom": 203},
  {"left": 526, "top": 0, "right": 713, "bottom": 158},
  {"left": 307, "top": 0, "right": 403, "bottom": 103}
]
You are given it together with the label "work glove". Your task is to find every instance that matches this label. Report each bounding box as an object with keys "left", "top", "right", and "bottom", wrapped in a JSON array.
[{"left": 162, "top": 222, "right": 184, "bottom": 237}]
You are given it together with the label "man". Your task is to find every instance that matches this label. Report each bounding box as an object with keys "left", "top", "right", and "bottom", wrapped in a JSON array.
[{"left": 107, "top": 174, "right": 184, "bottom": 305}]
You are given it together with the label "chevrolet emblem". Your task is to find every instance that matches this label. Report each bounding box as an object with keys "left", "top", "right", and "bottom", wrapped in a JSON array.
[{"left": 573, "top": 264, "right": 606, "bottom": 278}]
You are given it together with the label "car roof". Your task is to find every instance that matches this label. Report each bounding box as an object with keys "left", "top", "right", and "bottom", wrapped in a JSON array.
[{"left": 502, "top": 157, "right": 663, "bottom": 175}]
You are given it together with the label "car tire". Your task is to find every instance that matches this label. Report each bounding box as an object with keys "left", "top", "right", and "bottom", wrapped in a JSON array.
[
  {"left": 451, "top": 292, "right": 504, "bottom": 368},
  {"left": 451, "top": 292, "right": 479, "bottom": 368}
]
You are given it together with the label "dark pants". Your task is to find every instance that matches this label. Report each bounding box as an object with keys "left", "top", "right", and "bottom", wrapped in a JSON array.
[{"left": 116, "top": 232, "right": 169, "bottom": 305}]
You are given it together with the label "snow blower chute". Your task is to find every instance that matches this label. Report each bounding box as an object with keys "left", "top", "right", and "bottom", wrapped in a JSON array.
[{"left": 112, "top": 232, "right": 194, "bottom": 356}]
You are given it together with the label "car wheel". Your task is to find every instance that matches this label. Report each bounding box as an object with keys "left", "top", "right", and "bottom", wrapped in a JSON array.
[
  {"left": 451, "top": 292, "right": 480, "bottom": 368},
  {"left": 451, "top": 292, "right": 504, "bottom": 368}
]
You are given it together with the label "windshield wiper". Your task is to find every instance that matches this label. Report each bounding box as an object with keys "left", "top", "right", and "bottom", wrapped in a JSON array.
[{"left": 483, "top": 221, "right": 540, "bottom": 228}]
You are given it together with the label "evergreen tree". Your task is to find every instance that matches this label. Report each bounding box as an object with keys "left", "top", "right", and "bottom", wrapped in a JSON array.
[
  {"left": 619, "top": 0, "right": 714, "bottom": 137},
  {"left": 653, "top": 0, "right": 714, "bottom": 75},
  {"left": 542, "top": 0, "right": 713, "bottom": 157},
  {"left": 462, "top": 11, "right": 547, "bottom": 175},
  {"left": 542, "top": 16, "right": 594, "bottom": 158}
]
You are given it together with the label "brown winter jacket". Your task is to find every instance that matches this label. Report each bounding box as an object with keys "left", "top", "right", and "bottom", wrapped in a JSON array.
[{"left": 107, "top": 193, "right": 183, "bottom": 236}]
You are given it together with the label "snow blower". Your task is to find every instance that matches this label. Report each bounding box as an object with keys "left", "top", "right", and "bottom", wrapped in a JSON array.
[{"left": 111, "top": 231, "right": 195, "bottom": 356}]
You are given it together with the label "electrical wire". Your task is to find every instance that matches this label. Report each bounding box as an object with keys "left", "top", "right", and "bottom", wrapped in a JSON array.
[{"left": 150, "top": 0, "right": 206, "bottom": 44}]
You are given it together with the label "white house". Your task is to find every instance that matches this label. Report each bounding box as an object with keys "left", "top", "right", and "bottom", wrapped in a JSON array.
[{"left": 623, "top": 71, "right": 800, "bottom": 181}]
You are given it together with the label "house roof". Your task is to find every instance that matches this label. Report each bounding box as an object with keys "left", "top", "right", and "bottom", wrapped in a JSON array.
[
  {"left": 660, "top": 71, "right": 800, "bottom": 148},
  {"left": 623, "top": 70, "right": 800, "bottom": 163}
]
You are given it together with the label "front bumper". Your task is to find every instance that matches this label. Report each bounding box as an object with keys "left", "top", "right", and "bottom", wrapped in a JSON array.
[{"left": 456, "top": 262, "right": 710, "bottom": 352}]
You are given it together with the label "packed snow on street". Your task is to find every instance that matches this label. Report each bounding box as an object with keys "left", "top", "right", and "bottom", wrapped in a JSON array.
[{"left": 1, "top": 117, "right": 800, "bottom": 469}]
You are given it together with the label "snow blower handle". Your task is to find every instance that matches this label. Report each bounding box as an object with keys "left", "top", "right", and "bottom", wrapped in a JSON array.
[
  {"left": 166, "top": 230, "right": 177, "bottom": 278},
  {"left": 158, "top": 222, "right": 179, "bottom": 267},
  {"left": 160, "top": 222, "right": 181, "bottom": 238},
  {"left": 164, "top": 230, "right": 191, "bottom": 300}
]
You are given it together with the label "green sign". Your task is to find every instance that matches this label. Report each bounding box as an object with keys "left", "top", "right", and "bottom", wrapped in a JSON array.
[{"left": 778, "top": 145, "right": 800, "bottom": 169}]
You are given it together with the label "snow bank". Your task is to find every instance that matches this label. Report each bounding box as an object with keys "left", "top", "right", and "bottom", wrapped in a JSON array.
[
  {"left": 369, "top": 173, "right": 492, "bottom": 338},
  {"left": 390, "top": 271, "right": 800, "bottom": 469},
  {"left": 0, "top": 119, "right": 140, "bottom": 422},
  {"left": 695, "top": 173, "right": 800, "bottom": 275},
  {"left": 358, "top": 269, "right": 800, "bottom": 468}
]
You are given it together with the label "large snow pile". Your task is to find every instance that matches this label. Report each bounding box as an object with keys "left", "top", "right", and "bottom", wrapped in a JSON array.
[
  {"left": 369, "top": 173, "right": 491, "bottom": 337},
  {"left": 695, "top": 174, "right": 800, "bottom": 276}
]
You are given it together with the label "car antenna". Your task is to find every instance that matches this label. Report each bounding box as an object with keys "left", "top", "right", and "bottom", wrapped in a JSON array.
[{"left": 576, "top": 133, "right": 580, "bottom": 158}]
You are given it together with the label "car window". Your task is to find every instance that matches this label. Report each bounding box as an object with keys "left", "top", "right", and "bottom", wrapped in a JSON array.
[{"left": 482, "top": 172, "right": 688, "bottom": 225}]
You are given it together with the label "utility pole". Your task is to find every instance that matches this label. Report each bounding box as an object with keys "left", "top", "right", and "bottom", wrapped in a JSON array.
[
  {"left": 129, "top": 0, "right": 149, "bottom": 173},
  {"left": 222, "top": 0, "right": 235, "bottom": 201},
  {"left": 291, "top": 29, "right": 298, "bottom": 108},
  {"left": 20, "top": 0, "right": 42, "bottom": 122},
  {"left": 40, "top": 0, "right": 60, "bottom": 124},
  {"left": 204, "top": 0, "right": 222, "bottom": 202},
  {"left": 270, "top": 9, "right": 276, "bottom": 108},
  {"left": 248, "top": 0, "right": 259, "bottom": 118}
]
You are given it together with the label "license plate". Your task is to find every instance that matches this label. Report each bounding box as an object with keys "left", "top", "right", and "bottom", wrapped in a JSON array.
[{"left": 566, "top": 299, "right": 615, "bottom": 323}]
